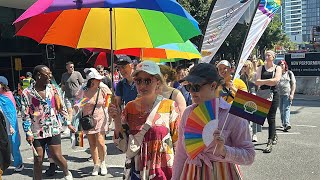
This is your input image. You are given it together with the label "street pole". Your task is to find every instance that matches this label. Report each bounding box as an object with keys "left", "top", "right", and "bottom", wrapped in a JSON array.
[{"left": 10, "top": 56, "right": 16, "bottom": 90}]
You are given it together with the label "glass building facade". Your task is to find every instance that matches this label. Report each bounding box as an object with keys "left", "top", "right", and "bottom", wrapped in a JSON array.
[
  {"left": 302, "top": 0, "right": 320, "bottom": 42},
  {"left": 281, "top": 0, "right": 320, "bottom": 43}
]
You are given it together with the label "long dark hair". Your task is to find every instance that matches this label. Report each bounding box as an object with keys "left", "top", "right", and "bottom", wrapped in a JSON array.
[{"left": 86, "top": 79, "right": 94, "bottom": 88}]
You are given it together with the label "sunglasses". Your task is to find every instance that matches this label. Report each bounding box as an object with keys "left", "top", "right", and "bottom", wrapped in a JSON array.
[
  {"left": 184, "top": 83, "right": 209, "bottom": 92},
  {"left": 243, "top": 65, "right": 248, "bottom": 68},
  {"left": 134, "top": 78, "right": 153, "bottom": 86}
]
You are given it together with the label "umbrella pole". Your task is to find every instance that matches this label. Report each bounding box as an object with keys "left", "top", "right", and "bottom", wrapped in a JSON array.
[{"left": 110, "top": 8, "right": 115, "bottom": 92}]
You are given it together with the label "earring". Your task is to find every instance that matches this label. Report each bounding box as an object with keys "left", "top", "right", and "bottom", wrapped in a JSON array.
[{"left": 38, "top": 76, "right": 41, "bottom": 80}]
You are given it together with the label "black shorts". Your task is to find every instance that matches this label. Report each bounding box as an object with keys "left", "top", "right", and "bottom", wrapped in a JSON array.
[{"left": 33, "top": 134, "right": 61, "bottom": 148}]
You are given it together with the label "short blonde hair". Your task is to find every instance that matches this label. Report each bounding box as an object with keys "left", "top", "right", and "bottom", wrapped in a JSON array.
[{"left": 265, "top": 50, "right": 276, "bottom": 59}]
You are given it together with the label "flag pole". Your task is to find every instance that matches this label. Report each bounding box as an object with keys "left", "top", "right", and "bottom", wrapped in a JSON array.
[
  {"left": 212, "top": 113, "right": 230, "bottom": 156},
  {"left": 110, "top": 8, "right": 115, "bottom": 92},
  {"left": 236, "top": 0, "right": 260, "bottom": 67}
]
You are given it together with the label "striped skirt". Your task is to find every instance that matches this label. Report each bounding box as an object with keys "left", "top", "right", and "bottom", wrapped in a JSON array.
[{"left": 180, "top": 161, "right": 242, "bottom": 180}]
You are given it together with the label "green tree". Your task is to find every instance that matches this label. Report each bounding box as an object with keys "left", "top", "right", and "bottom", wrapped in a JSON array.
[
  {"left": 257, "top": 14, "right": 286, "bottom": 58},
  {"left": 218, "top": 23, "right": 248, "bottom": 60},
  {"left": 177, "top": 0, "right": 211, "bottom": 45}
]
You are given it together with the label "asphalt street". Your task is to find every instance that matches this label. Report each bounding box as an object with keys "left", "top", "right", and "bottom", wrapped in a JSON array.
[{"left": 2, "top": 98, "right": 320, "bottom": 180}]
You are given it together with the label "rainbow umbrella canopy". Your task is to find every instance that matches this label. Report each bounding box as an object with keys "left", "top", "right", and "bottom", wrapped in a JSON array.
[
  {"left": 89, "top": 40, "right": 201, "bottom": 61},
  {"left": 13, "top": 0, "right": 201, "bottom": 50}
]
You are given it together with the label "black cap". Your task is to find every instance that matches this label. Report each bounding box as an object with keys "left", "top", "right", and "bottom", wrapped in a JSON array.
[
  {"left": 116, "top": 55, "right": 132, "bottom": 65},
  {"left": 179, "top": 63, "right": 219, "bottom": 84}
]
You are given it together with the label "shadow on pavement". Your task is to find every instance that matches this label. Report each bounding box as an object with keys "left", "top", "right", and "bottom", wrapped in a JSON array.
[
  {"left": 66, "top": 155, "right": 90, "bottom": 163},
  {"left": 68, "top": 167, "right": 93, "bottom": 178},
  {"left": 290, "top": 107, "right": 304, "bottom": 114},
  {"left": 107, "top": 142, "right": 123, "bottom": 156},
  {"left": 254, "top": 143, "right": 267, "bottom": 152},
  {"left": 2, "top": 162, "right": 34, "bottom": 178},
  {"left": 108, "top": 166, "right": 124, "bottom": 178}
]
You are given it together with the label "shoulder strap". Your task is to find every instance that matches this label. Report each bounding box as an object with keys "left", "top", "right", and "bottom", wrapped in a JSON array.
[
  {"left": 136, "top": 95, "right": 163, "bottom": 136},
  {"left": 169, "top": 89, "right": 175, "bottom": 100},
  {"left": 91, "top": 88, "right": 101, "bottom": 116},
  {"left": 288, "top": 70, "right": 293, "bottom": 80}
]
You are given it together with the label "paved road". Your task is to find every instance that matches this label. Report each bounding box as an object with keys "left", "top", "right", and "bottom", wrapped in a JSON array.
[{"left": 3, "top": 98, "right": 320, "bottom": 180}]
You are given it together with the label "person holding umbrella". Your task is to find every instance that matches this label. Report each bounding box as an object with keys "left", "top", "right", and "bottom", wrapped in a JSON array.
[
  {"left": 109, "top": 61, "right": 180, "bottom": 180},
  {"left": 21, "top": 65, "right": 75, "bottom": 180}
]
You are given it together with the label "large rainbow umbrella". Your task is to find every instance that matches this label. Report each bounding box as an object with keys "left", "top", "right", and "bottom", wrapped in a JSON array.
[
  {"left": 89, "top": 40, "right": 201, "bottom": 62},
  {"left": 13, "top": 0, "right": 201, "bottom": 89}
]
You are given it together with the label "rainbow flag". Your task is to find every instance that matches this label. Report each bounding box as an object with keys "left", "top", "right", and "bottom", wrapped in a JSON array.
[{"left": 229, "top": 90, "right": 272, "bottom": 125}]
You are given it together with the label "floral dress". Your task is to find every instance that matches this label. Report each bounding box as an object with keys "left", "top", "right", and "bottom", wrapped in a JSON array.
[
  {"left": 76, "top": 85, "right": 111, "bottom": 134},
  {"left": 21, "top": 84, "right": 70, "bottom": 139},
  {"left": 114, "top": 98, "right": 180, "bottom": 180}
]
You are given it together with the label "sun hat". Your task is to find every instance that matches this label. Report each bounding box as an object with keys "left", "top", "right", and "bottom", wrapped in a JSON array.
[
  {"left": 216, "top": 60, "right": 231, "bottom": 68},
  {"left": 84, "top": 68, "right": 104, "bottom": 80}
]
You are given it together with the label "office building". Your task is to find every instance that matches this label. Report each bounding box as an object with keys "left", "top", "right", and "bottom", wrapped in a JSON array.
[{"left": 281, "top": 0, "right": 320, "bottom": 43}]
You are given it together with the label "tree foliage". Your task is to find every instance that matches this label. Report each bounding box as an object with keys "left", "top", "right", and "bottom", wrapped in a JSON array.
[
  {"left": 177, "top": 1, "right": 295, "bottom": 61},
  {"left": 177, "top": 0, "right": 211, "bottom": 45},
  {"left": 257, "top": 15, "right": 286, "bottom": 57}
]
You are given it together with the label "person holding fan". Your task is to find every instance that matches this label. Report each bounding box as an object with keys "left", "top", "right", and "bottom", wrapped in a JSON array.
[
  {"left": 109, "top": 61, "right": 180, "bottom": 180},
  {"left": 172, "top": 63, "right": 255, "bottom": 180}
]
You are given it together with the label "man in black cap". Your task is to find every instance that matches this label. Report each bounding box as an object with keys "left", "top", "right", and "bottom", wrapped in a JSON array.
[{"left": 115, "top": 55, "right": 138, "bottom": 106}]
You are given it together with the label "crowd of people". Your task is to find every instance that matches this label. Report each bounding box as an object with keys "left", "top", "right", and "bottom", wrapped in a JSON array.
[{"left": 0, "top": 50, "right": 297, "bottom": 180}]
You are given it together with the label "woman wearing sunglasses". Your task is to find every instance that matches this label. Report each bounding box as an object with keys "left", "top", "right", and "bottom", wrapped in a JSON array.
[
  {"left": 172, "top": 63, "right": 255, "bottom": 180},
  {"left": 109, "top": 61, "right": 180, "bottom": 180}
]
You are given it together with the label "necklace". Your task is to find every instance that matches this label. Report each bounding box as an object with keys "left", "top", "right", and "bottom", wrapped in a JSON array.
[{"left": 139, "top": 103, "right": 152, "bottom": 118}]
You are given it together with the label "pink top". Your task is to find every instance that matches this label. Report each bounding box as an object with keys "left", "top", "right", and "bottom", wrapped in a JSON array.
[{"left": 172, "top": 99, "right": 255, "bottom": 179}]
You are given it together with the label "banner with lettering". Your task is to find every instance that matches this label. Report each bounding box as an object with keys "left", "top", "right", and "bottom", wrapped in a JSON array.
[
  {"left": 199, "top": 0, "right": 254, "bottom": 63},
  {"left": 234, "top": 0, "right": 281, "bottom": 78}
]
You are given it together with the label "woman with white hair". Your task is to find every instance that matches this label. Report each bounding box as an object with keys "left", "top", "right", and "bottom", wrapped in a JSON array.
[
  {"left": 255, "top": 50, "right": 282, "bottom": 153},
  {"left": 75, "top": 68, "right": 112, "bottom": 176}
]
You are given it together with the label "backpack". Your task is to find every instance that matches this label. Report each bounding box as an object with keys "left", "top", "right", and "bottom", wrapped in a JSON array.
[{"left": 288, "top": 70, "right": 293, "bottom": 86}]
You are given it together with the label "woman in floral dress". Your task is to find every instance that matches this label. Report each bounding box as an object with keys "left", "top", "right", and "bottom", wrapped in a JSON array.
[{"left": 109, "top": 61, "right": 180, "bottom": 180}]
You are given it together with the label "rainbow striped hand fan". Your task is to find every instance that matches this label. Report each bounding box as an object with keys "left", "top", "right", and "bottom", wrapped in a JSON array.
[{"left": 184, "top": 98, "right": 219, "bottom": 159}]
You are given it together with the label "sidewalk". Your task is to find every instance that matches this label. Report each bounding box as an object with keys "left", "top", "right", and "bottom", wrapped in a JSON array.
[{"left": 294, "top": 93, "right": 320, "bottom": 101}]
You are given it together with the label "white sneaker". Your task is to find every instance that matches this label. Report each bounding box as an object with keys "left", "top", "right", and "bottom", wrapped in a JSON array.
[
  {"left": 252, "top": 134, "right": 258, "bottom": 142},
  {"left": 92, "top": 165, "right": 100, "bottom": 176},
  {"left": 64, "top": 171, "right": 73, "bottom": 180},
  {"left": 100, "top": 161, "right": 108, "bottom": 176},
  {"left": 14, "top": 164, "right": 24, "bottom": 172}
]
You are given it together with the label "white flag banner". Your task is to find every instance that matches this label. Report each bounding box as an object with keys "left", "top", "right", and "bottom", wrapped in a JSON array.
[
  {"left": 234, "top": 0, "right": 281, "bottom": 78},
  {"left": 200, "top": 0, "right": 254, "bottom": 63}
]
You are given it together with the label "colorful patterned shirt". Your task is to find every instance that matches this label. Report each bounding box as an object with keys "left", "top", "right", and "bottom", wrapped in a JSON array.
[
  {"left": 21, "top": 84, "right": 70, "bottom": 139},
  {"left": 114, "top": 98, "right": 180, "bottom": 180}
]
